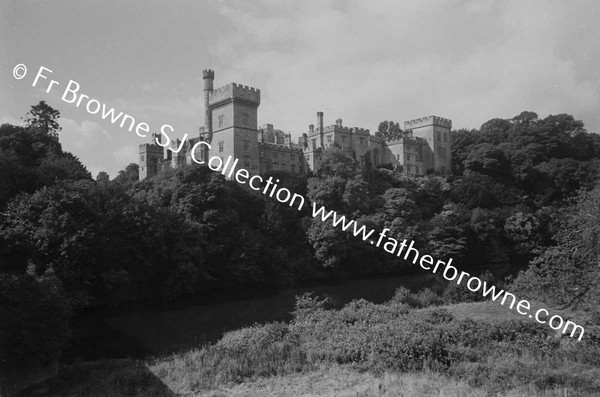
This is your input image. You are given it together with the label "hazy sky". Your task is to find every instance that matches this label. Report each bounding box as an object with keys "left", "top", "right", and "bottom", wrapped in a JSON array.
[{"left": 1, "top": 0, "right": 599, "bottom": 178}]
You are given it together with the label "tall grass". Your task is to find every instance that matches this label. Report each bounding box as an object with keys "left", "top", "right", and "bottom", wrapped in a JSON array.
[{"left": 42, "top": 287, "right": 600, "bottom": 396}]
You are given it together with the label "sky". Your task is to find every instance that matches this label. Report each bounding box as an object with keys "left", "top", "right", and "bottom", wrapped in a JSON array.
[{"left": 1, "top": 0, "right": 599, "bottom": 178}]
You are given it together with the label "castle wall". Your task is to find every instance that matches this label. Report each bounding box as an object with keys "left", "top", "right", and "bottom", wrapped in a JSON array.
[
  {"left": 404, "top": 116, "right": 452, "bottom": 175},
  {"left": 260, "top": 144, "right": 305, "bottom": 174},
  {"left": 138, "top": 70, "right": 452, "bottom": 181},
  {"left": 139, "top": 142, "right": 164, "bottom": 180},
  {"left": 207, "top": 82, "right": 262, "bottom": 175}
]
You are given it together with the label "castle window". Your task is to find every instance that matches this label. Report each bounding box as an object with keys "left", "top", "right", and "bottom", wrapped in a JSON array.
[
  {"left": 396, "top": 154, "right": 400, "bottom": 161},
  {"left": 341, "top": 135, "right": 347, "bottom": 143},
  {"left": 243, "top": 139, "right": 249, "bottom": 150},
  {"left": 443, "top": 133, "right": 447, "bottom": 142},
  {"left": 312, "top": 139, "right": 317, "bottom": 149},
  {"left": 141, "top": 155, "right": 145, "bottom": 161},
  {"left": 306, "top": 155, "right": 310, "bottom": 162},
  {"left": 360, "top": 138, "right": 365, "bottom": 145},
  {"left": 327, "top": 135, "right": 332, "bottom": 143},
  {"left": 436, "top": 131, "right": 441, "bottom": 141},
  {"left": 218, "top": 115, "right": 224, "bottom": 128},
  {"left": 219, "top": 141, "right": 224, "bottom": 152}
]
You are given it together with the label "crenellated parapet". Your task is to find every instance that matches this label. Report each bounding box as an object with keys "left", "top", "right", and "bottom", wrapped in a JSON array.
[
  {"left": 385, "top": 135, "right": 428, "bottom": 145},
  {"left": 352, "top": 127, "right": 370, "bottom": 135},
  {"left": 209, "top": 82, "right": 261, "bottom": 108},
  {"left": 258, "top": 141, "right": 304, "bottom": 153},
  {"left": 404, "top": 115, "right": 452, "bottom": 130},
  {"left": 203, "top": 69, "right": 215, "bottom": 80}
]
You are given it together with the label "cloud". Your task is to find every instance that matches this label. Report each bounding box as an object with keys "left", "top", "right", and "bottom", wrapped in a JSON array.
[
  {"left": 211, "top": 0, "right": 600, "bottom": 134},
  {"left": 59, "top": 117, "right": 134, "bottom": 178},
  {"left": 0, "top": 116, "right": 22, "bottom": 126}
]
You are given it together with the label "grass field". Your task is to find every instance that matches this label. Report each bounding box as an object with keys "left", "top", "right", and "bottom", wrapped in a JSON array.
[{"left": 31, "top": 298, "right": 600, "bottom": 397}]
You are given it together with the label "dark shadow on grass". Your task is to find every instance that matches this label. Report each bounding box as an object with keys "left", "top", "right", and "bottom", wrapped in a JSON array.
[{"left": 18, "top": 359, "right": 177, "bottom": 397}]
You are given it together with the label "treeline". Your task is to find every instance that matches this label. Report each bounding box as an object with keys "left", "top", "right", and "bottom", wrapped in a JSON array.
[{"left": 2, "top": 103, "right": 600, "bottom": 384}]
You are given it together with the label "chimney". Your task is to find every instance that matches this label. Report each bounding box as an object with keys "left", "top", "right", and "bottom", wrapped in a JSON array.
[
  {"left": 317, "top": 111, "right": 324, "bottom": 132},
  {"left": 285, "top": 133, "right": 292, "bottom": 148},
  {"left": 317, "top": 111, "right": 324, "bottom": 149},
  {"left": 336, "top": 118, "right": 342, "bottom": 127},
  {"left": 309, "top": 124, "right": 314, "bottom": 133}
]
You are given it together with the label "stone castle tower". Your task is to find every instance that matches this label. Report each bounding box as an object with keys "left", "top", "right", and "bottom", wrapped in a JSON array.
[
  {"left": 139, "top": 69, "right": 452, "bottom": 180},
  {"left": 404, "top": 116, "right": 452, "bottom": 174},
  {"left": 139, "top": 132, "right": 165, "bottom": 180},
  {"left": 201, "top": 69, "right": 261, "bottom": 175}
]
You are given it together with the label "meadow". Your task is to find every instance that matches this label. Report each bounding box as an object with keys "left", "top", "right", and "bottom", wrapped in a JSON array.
[{"left": 37, "top": 287, "right": 600, "bottom": 397}]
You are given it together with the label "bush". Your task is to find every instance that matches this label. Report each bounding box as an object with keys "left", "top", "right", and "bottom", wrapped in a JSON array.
[
  {"left": 217, "top": 322, "right": 289, "bottom": 352},
  {"left": 0, "top": 270, "right": 71, "bottom": 374},
  {"left": 442, "top": 271, "right": 495, "bottom": 304},
  {"left": 389, "top": 286, "right": 443, "bottom": 308}
]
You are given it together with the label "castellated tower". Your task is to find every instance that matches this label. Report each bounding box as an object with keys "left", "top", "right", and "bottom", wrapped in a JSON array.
[
  {"left": 203, "top": 69, "right": 214, "bottom": 143},
  {"left": 404, "top": 116, "right": 452, "bottom": 175},
  {"left": 139, "top": 133, "right": 165, "bottom": 179},
  {"left": 205, "top": 73, "right": 261, "bottom": 175}
]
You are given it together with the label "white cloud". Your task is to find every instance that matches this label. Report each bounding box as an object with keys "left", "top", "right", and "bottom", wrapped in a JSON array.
[
  {"left": 59, "top": 117, "right": 132, "bottom": 178},
  {"left": 211, "top": 0, "right": 600, "bottom": 134},
  {"left": 0, "top": 116, "right": 22, "bottom": 126}
]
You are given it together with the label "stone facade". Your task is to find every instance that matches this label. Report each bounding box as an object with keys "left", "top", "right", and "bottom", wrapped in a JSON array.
[{"left": 139, "top": 70, "right": 452, "bottom": 180}]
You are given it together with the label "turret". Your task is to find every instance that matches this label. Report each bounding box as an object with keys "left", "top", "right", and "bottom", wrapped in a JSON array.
[
  {"left": 317, "top": 111, "right": 324, "bottom": 148},
  {"left": 203, "top": 69, "right": 214, "bottom": 143}
]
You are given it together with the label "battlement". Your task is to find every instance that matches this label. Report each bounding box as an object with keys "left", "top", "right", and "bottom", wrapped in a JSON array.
[
  {"left": 404, "top": 115, "right": 452, "bottom": 130},
  {"left": 208, "top": 83, "right": 260, "bottom": 106},
  {"left": 314, "top": 125, "right": 371, "bottom": 136},
  {"left": 208, "top": 82, "right": 261, "bottom": 107},
  {"left": 139, "top": 142, "right": 164, "bottom": 154},
  {"left": 352, "top": 127, "right": 370, "bottom": 135},
  {"left": 259, "top": 142, "right": 304, "bottom": 152},
  {"left": 203, "top": 69, "right": 214, "bottom": 79},
  {"left": 385, "top": 135, "right": 428, "bottom": 145}
]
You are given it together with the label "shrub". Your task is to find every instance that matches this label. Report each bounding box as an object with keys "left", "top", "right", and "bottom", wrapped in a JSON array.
[
  {"left": 0, "top": 271, "right": 71, "bottom": 369},
  {"left": 217, "top": 322, "right": 288, "bottom": 352},
  {"left": 389, "top": 286, "right": 443, "bottom": 308},
  {"left": 0, "top": 269, "right": 71, "bottom": 394}
]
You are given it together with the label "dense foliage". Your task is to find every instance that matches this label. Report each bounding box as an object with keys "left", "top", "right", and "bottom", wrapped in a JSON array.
[
  {"left": 2, "top": 103, "right": 600, "bottom": 390},
  {"left": 138, "top": 293, "right": 600, "bottom": 395}
]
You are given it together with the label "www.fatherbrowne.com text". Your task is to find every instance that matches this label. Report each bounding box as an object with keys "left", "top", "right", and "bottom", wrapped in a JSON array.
[{"left": 17, "top": 63, "right": 585, "bottom": 341}]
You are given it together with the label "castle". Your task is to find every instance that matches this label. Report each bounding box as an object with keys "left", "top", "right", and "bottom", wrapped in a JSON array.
[{"left": 139, "top": 70, "right": 452, "bottom": 180}]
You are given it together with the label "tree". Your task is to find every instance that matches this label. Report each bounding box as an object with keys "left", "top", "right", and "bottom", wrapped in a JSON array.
[
  {"left": 376, "top": 121, "right": 403, "bottom": 140},
  {"left": 113, "top": 163, "right": 139, "bottom": 185},
  {"left": 23, "top": 101, "right": 61, "bottom": 139},
  {"left": 463, "top": 143, "right": 509, "bottom": 178},
  {"left": 96, "top": 171, "right": 110, "bottom": 184},
  {"left": 0, "top": 270, "right": 71, "bottom": 381},
  {"left": 479, "top": 118, "right": 512, "bottom": 145},
  {"left": 450, "top": 128, "right": 479, "bottom": 175},
  {"left": 511, "top": 184, "right": 600, "bottom": 317}
]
